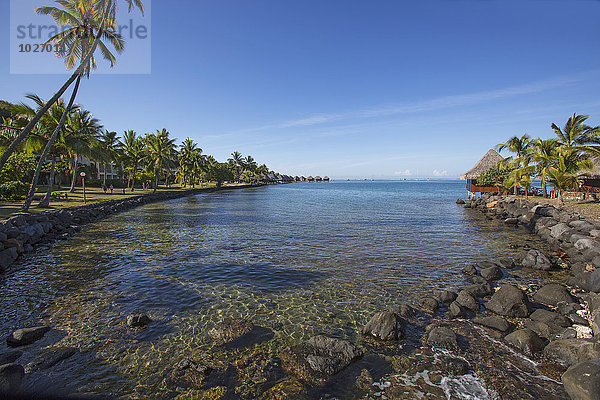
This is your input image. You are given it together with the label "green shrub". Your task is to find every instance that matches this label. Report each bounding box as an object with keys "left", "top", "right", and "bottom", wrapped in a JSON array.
[
  {"left": 0, "top": 181, "right": 28, "bottom": 201},
  {"left": 477, "top": 164, "right": 515, "bottom": 186},
  {"left": 0, "top": 153, "right": 36, "bottom": 184}
]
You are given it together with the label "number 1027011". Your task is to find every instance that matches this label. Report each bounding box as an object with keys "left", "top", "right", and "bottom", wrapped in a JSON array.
[{"left": 18, "top": 43, "right": 66, "bottom": 53}]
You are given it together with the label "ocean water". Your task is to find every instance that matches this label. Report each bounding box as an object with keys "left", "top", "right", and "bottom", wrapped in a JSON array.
[{"left": 0, "top": 181, "right": 556, "bottom": 398}]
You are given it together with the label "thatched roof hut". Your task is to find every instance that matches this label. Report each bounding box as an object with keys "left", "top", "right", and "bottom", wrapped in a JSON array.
[
  {"left": 323, "top": 176, "right": 330, "bottom": 181},
  {"left": 460, "top": 149, "right": 503, "bottom": 180},
  {"left": 461, "top": 149, "right": 503, "bottom": 195},
  {"left": 307, "top": 176, "right": 314, "bottom": 182},
  {"left": 315, "top": 176, "right": 322, "bottom": 182}
]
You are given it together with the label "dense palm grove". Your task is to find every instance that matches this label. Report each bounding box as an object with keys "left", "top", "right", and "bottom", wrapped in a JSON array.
[
  {"left": 0, "top": 97, "right": 288, "bottom": 204},
  {"left": 478, "top": 113, "right": 600, "bottom": 203}
]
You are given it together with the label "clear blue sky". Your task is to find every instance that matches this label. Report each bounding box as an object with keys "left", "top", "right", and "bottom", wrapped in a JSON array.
[{"left": 2, "top": 0, "right": 600, "bottom": 179}]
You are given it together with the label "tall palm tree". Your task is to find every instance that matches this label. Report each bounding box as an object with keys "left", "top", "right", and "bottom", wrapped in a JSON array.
[
  {"left": 65, "top": 109, "right": 102, "bottom": 192},
  {"left": 119, "top": 130, "right": 143, "bottom": 190},
  {"left": 528, "top": 138, "right": 559, "bottom": 198},
  {"left": 178, "top": 138, "right": 201, "bottom": 187},
  {"left": 0, "top": 0, "right": 143, "bottom": 174},
  {"left": 144, "top": 129, "right": 177, "bottom": 191},
  {"left": 99, "top": 130, "right": 119, "bottom": 186}
]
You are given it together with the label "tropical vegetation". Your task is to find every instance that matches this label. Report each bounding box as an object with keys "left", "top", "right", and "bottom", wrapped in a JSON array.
[{"left": 491, "top": 113, "right": 600, "bottom": 203}]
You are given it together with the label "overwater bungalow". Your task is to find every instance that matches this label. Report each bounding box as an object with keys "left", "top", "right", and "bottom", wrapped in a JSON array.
[
  {"left": 300, "top": 176, "right": 306, "bottom": 182},
  {"left": 307, "top": 176, "right": 315, "bottom": 182},
  {"left": 460, "top": 149, "right": 503, "bottom": 198},
  {"left": 315, "top": 176, "right": 322, "bottom": 182},
  {"left": 323, "top": 176, "right": 330, "bottom": 181}
]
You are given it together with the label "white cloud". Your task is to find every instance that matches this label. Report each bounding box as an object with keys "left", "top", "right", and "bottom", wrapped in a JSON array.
[
  {"left": 433, "top": 170, "right": 448, "bottom": 177},
  {"left": 394, "top": 169, "right": 412, "bottom": 176}
]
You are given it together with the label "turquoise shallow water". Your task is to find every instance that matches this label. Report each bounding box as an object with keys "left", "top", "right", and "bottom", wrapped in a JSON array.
[{"left": 0, "top": 181, "right": 549, "bottom": 397}]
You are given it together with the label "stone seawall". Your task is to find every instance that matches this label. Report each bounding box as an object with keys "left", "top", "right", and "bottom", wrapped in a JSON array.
[
  {"left": 0, "top": 184, "right": 263, "bottom": 273},
  {"left": 462, "top": 194, "right": 600, "bottom": 399}
]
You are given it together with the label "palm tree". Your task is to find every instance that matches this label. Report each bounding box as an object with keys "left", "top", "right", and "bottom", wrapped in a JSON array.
[
  {"left": 178, "top": 138, "right": 201, "bottom": 187},
  {"left": 547, "top": 147, "right": 593, "bottom": 204},
  {"left": 17, "top": 95, "right": 85, "bottom": 208},
  {"left": 552, "top": 113, "right": 600, "bottom": 153},
  {"left": 0, "top": 0, "right": 143, "bottom": 174},
  {"left": 65, "top": 109, "right": 102, "bottom": 192},
  {"left": 496, "top": 134, "right": 532, "bottom": 194},
  {"left": 119, "top": 130, "right": 143, "bottom": 190},
  {"left": 144, "top": 129, "right": 177, "bottom": 191},
  {"left": 528, "top": 138, "right": 559, "bottom": 198},
  {"left": 228, "top": 151, "right": 244, "bottom": 178},
  {"left": 99, "top": 130, "right": 119, "bottom": 186}
]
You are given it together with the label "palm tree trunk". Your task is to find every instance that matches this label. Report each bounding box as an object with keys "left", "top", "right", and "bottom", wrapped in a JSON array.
[
  {"left": 38, "top": 158, "right": 56, "bottom": 207},
  {"left": 154, "top": 173, "right": 158, "bottom": 192},
  {"left": 542, "top": 178, "right": 547, "bottom": 198},
  {"left": 0, "top": 9, "right": 109, "bottom": 173},
  {"left": 103, "top": 164, "right": 107, "bottom": 186},
  {"left": 514, "top": 185, "right": 518, "bottom": 195},
  {"left": 23, "top": 75, "right": 82, "bottom": 211},
  {"left": 70, "top": 154, "right": 78, "bottom": 192}
]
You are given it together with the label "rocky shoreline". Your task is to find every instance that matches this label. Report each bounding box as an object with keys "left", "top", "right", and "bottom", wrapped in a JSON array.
[
  {"left": 3, "top": 192, "right": 600, "bottom": 399},
  {"left": 0, "top": 184, "right": 262, "bottom": 275}
]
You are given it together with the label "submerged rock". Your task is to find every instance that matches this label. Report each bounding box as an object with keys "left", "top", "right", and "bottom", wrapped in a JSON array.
[
  {"left": 362, "top": 311, "right": 404, "bottom": 341},
  {"left": 533, "top": 284, "right": 576, "bottom": 307},
  {"left": 427, "top": 326, "right": 458, "bottom": 350},
  {"left": 419, "top": 297, "right": 439, "bottom": 313},
  {"left": 504, "top": 329, "right": 545, "bottom": 355},
  {"left": 126, "top": 314, "right": 152, "bottom": 328},
  {"left": 280, "top": 335, "right": 363, "bottom": 382},
  {"left": 486, "top": 285, "right": 531, "bottom": 318},
  {"left": 0, "top": 350, "right": 22, "bottom": 365},
  {"left": 0, "top": 363, "right": 24, "bottom": 393},
  {"left": 397, "top": 304, "right": 416, "bottom": 319},
  {"left": 208, "top": 318, "right": 254, "bottom": 345},
  {"left": 456, "top": 199, "right": 465, "bottom": 205},
  {"left": 26, "top": 347, "right": 78, "bottom": 372},
  {"left": 6, "top": 326, "right": 50, "bottom": 347},
  {"left": 562, "top": 358, "right": 600, "bottom": 400}
]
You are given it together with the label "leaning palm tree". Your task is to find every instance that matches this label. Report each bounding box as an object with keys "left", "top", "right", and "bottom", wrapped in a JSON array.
[
  {"left": 21, "top": 0, "right": 126, "bottom": 210},
  {"left": 552, "top": 114, "right": 600, "bottom": 149},
  {"left": 0, "top": 0, "right": 143, "bottom": 174}
]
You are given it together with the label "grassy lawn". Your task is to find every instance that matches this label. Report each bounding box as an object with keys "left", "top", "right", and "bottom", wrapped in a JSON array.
[{"left": 0, "top": 183, "right": 220, "bottom": 220}]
